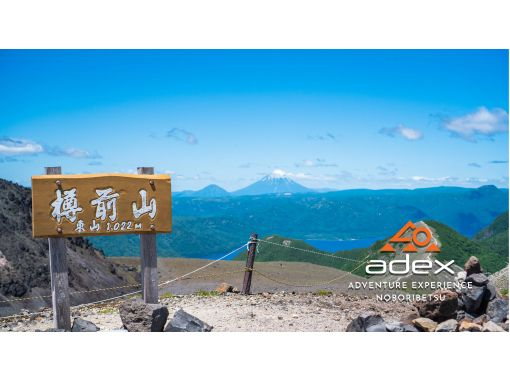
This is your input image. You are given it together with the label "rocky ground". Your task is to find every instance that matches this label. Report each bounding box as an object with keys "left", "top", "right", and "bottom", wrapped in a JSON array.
[
  {"left": 1, "top": 255, "right": 507, "bottom": 332},
  {"left": 0, "top": 292, "right": 417, "bottom": 332}
]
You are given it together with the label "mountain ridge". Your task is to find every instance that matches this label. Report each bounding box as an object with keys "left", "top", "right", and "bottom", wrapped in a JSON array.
[
  {"left": 175, "top": 184, "right": 230, "bottom": 198},
  {"left": 233, "top": 175, "right": 312, "bottom": 196},
  {"left": 174, "top": 174, "right": 508, "bottom": 198}
]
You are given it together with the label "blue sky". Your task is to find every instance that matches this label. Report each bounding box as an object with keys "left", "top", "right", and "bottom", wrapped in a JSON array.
[{"left": 0, "top": 50, "right": 508, "bottom": 191}]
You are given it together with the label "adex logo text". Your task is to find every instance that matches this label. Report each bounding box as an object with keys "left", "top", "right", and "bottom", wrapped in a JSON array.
[{"left": 366, "top": 221, "right": 455, "bottom": 275}]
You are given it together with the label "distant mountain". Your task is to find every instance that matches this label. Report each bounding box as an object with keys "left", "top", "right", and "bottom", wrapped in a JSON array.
[
  {"left": 175, "top": 184, "right": 230, "bottom": 198},
  {"left": 233, "top": 175, "right": 312, "bottom": 196}
]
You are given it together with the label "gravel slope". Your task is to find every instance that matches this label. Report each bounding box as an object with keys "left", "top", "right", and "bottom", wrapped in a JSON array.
[{"left": 0, "top": 292, "right": 417, "bottom": 332}]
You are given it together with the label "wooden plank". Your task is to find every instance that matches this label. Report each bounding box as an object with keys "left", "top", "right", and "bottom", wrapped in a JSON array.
[
  {"left": 31, "top": 173, "right": 172, "bottom": 237},
  {"left": 138, "top": 167, "right": 159, "bottom": 304},
  {"left": 45, "top": 167, "right": 71, "bottom": 331},
  {"left": 242, "top": 233, "right": 258, "bottom": 295}
]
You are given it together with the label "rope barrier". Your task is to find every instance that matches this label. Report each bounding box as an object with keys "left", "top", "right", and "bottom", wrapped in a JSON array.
[
  {"left": 256, "top": 239, "right": 364, "bottom": 263},
  {"left": 0, "top": 283, "right": 142, "bottom": 304},
  {"left": 251, "top": 253, "right": 372, "bottom": 288},
  {"left": 0, "top": 243, "right": 248, "bottom": 321},
  {"left": 0, "top": 238, "right": 374, "bottom": 323},
  {"left": 157, "top": 243, "right": 248, "bottom": 287}
]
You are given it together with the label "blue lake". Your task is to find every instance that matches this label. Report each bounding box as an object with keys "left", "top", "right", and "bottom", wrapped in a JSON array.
[
  {"left": 201, "top": 238, "right": 381, "bottom": 261},
  {"left": 304, "top": 238, "right": 381, "bottom": 252}
]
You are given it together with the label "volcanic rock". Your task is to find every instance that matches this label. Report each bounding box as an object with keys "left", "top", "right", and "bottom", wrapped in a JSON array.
[
  {"left": 412, "top": 317, "right": 437, "bottom": 332},
  {"left": 72, "top": 318, "right": 99, "bottom": 332},
  {"left": 486, "top": 298, "right": 509, "bottom": 323},
  {"left": 119, "top": 298, "right": 169, "bottom": 332},
  {"left": 346, "top": 313, "right": 385, "bottom": 332},
  {"left": 385, "top": 322, "right": 419, "bottom": 332},
  {"left": 165, "top": 309, "right": 213, "bottom": 332},
  {"left": 464, "top": 256, "right": 482, "bottom": 276},
  {"left": 461, "top": 286, "right": 489, "bottom": 315},
  {"left": 414, "top": 289, "right": 458, "bottom": 322},
  {"left": 465, "top": 273, "right": 489, "bottom": 286},
  {"left": 458, "top": 320, "right": 482, "bottom": 332},
  {"left": 482, "top": 321, "right": 505, "bottom": 332},
  {"left": 435, "top": 319, "right": 458, "bottom": 332}
]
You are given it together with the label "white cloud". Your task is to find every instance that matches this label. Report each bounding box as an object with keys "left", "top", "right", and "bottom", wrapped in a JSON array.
[
  {"left": 270, "top": 169, "right": 335, "bottom": 181},
  {"left": 166, "top": 128, "right": 198, "bottom": 145},
  {"left": 307, "top": 132, "right": 336, "bottom": 141},
  {"left": 295, "top": 158, "right": 337, "bottom": 168},
  {"left": 0, "top": 137, "right": 104, "bottom": 160},
  {"left": 377, "top": 165, "right": 398, "bottom": 176},
  {"left": 443, "top": 107, "right": 508, "bottom": 141},
  {"left": 410, "top": 175, "right": 463, "bottom": 183},
  {"left": 408, "top": 175, "right": 493, "bottom": 186},
  {"left": 379, "top": 125, "right": 423, "bottom": 140},
  {"left": 46, "top": 146, "right": 102, "bottom": 159},
  {"left": 0, "top": 138, "right": 43, "bottom": 155}
]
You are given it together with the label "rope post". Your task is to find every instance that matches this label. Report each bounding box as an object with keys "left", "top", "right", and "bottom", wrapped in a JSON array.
[
  {"left": 242, "top": 233, "right": 258, "bottom": 295},
  {"left": 45, "top": 166, "right": 72, "bottom": 331},
  {"left": 138, "top": 167, "right": 158, "bottom": 304}
]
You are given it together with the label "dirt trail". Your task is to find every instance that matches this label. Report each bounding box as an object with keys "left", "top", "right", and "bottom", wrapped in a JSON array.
[{"left": 0, "top": 292, "right": 417, "bottom": 332}]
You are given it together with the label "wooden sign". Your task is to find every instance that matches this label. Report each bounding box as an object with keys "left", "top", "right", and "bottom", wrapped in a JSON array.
[{"left": 31, "top": 173, "right": 171, "bottom": 238}]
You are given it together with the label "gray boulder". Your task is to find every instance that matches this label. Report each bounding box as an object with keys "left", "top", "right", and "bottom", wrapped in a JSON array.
[
  {"left": 119, "top": 298, "right": 169, "bottom": 332},
  {"left": 435, "top": 319, "right": 458, "bottom": 332},
  {"left": 72, "top": 318, "right": 99, "bottom": 332},
  {"left": 464, "top": 256, "right": 482, "bottom": 276},
  {"left": 482, "top": 321, "right": 505, "bottom": 332},
  {"left": 414, "top": 289, "right": 458, "bottom": 322},
  {"left": 346, "top": 313, "right": 385, "bottom": 332},
  {"left": 385, "top": 322, "right": 419, "bottom": 332},
  {"left": 461, "top": 285, "right": 488, "bottom": 314},
  {"left": 472, "top": 314, "right": 489, "bottom": 325},
  {"left": 165, "top": 309, "right": 213, "bottom": 332},
  {"left": 486, "top": 284, "right": 497, "bottom": 301},
  {"left": 412, "top": 317, "right": 437, "bottom": 332},
  {"left": 455, "top": 271, "right": 467, "bottom": 282},
  {"left": 41, "top": 328, "right": 66, "bottom": 332},
  {"left": 365, "top": 324, "right": 387, "bottom": 332},
  {"left": 465, "top": 273, "right": 489, "bottom": 286},
  {"left": 486, "top": 298, "right": 509, "bottom": 323}
]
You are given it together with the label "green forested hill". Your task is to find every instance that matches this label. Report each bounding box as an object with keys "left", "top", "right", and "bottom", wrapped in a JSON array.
[
  {"left": 475, "top": 212, "right": 509, "bottom": 238},
  {"left": 236, "top": 215, "right": 509, "bottom": 275},
  {"left": 234, "top": 235, "right": 370, "bottom": 275},
  {"left": 473, "top": 212, "right": 509, "bottom": 260},
  {"left": 426, "top": 220, "right": 507, "bottom": 274}
]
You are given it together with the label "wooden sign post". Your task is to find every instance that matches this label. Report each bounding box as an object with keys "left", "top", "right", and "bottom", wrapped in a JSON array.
[
  {"left": 242, "top": 233, "right": 258, "bottom": 295},
  {"left": 32, "top": 168, "right": 172, "bottom": 328},
  {"left": 45, "top": 167, "right": 71, "bottom": 331},
  {"left": 138, "top": 167, "right": 158, "bottom": 304}
]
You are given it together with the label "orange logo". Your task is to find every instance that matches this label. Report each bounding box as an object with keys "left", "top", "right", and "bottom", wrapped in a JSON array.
[{"left": 380, "top": 221, "right": 440, "bottom": 253}]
